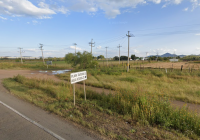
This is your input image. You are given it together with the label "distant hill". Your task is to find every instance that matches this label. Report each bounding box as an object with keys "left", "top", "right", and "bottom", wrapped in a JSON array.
[{"left": 148, "top": 53, "right": 186, "bottom": 58}]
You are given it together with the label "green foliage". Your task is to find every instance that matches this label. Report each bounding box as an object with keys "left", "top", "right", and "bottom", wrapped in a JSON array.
[
  {"left": 97, "top": 55, "right": 104, "bottom": 60},
  {"left": 85, "top": 89, "right": 200, "bottom": 136},
  {"left": 113, "top": 56, "right": 119, "bottom": 60},
  {"left": 121, "top": 77, "right": 138, "bottom": 83},
  {"left": 65, "top": 51, "right": 98, "bottom": 69},
  {"left": 131, "top": 54, "right": 137, "bottom": 60},
  {"left": 151, "top": 70, "right": 164, "bottom": 77},
  {"left": 182, "top": 55, "right": 200, "bottom": 61}
]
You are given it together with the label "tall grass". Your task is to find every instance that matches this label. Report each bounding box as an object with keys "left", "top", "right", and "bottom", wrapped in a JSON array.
[
  {"left": 0, "top": 62, "right": 71, "bottom": 70},
  {"left": 57, "top": 67, "right": 200, "bottom": 104},
  {"left": 6, "top": 75, "right": 200, "bottom": 138}
]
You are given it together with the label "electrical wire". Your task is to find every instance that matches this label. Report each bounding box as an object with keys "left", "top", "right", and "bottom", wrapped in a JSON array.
[
  {"left": 130, "top": 23, "right": 200, "bottom": 32},
  {"left": 135, "top": 29, "right": 200, "bottom": 37}
]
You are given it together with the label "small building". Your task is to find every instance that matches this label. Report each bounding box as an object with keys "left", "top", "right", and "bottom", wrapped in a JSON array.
[{"left": 169, "top": 59, "right": 179, "bottom": 62}]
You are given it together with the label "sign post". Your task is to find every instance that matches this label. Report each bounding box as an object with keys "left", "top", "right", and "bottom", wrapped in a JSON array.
[
  {"left": 73, "top": 84, "right": 75, "bottom": 106},
  {"left": 46, "top": 61, "right": 52, "bottom": 69},
  {"left": 70, "top": 71, "right": 87, "bottom": 106}
]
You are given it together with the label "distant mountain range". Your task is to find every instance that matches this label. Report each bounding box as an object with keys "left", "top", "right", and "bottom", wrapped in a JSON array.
[{"left": 148, "top": 53, "right": 186, "bottom": 58}]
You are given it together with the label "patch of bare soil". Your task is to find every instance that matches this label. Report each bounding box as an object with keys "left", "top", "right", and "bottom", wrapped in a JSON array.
[{"left": 136, "top": 62, "right": 200, "bottom": 70}]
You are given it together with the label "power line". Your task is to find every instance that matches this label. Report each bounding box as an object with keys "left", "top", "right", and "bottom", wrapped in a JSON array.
[
  {"left": 95, "top": 35, "right": 126, "bottom": 46},
  {"left": 135, "top": 29, "right": 200, "bottom": 37},
  {"left": 131, "top": 23, "right": 200, "bottom": 32},
  {"left": 95, "top": 34, "right": 125, "bottom": 41}
]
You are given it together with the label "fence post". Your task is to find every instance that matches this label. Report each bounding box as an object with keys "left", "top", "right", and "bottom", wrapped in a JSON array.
[{"left": 73, "top": 84, "right": 75, "bottom": 106}]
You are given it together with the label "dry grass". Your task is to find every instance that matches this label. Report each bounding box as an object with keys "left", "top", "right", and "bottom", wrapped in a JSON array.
[{"left": 3, "top": 75, "right": 199, "bottom": 140}]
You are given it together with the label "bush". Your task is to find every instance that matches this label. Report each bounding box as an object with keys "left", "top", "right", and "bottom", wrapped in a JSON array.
[{"left": 65, "top": 51, "right": 98, "bottom": 69}]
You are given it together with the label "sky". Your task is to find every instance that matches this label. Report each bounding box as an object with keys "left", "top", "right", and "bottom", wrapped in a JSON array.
[{"left": 0, "top": 0, "right": 200, "bottom": 58}]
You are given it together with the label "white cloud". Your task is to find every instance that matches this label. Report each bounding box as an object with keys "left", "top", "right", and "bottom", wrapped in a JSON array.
[
  {"left": 149, "top": 0, "right": 162, "bottom": 4},
  {"left": 190, "top": 0, "right": 200, "bottom": 11},
  {"left": 70, "top": 46, "right": 82, "bottom": 51},
  {"left": 0, "top": 0, "right": 199, "bottom": 19},
  {"left": 173, "top": 0, "right": 183, "bottom": 4},
  {"left": 32, "top": 20, "right": 39, "bottom": 25},
  {"left": 183, "top": 7, "right": 188, "bottom": 11},
  {"left": 0, "top": 0, "right": 55, "bottom": 18},
  {"left": 0, "top": 16, "right": 7, "bottom": 20},
  {"left": 57, "top": 6, "right": 69, "bottom": 14},
  {"left": 133, "top": 49, "right": 140, "bottom": 53},
  {"left": 152, "top": 48, "right": 177, "bottom": 55},
  {"left": 97, "top": 46, "right": 102, "bottom": 49},
  {"left": 195, "top": 33, "right": 200, "bottom": 35}
]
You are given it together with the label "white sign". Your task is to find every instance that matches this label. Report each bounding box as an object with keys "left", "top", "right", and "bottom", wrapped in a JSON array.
[
  {"left": 70, "top": 71, "right": 87, "bottom": 84},
  {"left": 46, "top": 61, "right": 52, "bottom": 65}
]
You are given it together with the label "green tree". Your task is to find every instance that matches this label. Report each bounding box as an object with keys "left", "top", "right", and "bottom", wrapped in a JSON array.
[
  {"left": 113, "top": 56, "right": 119, "bottom": 60},
  {"left": 131, "top": 54, "right": 136, "bottom": 60},
  {"left": 65, "top": 51, "right": 98, "bottom": 69},
  {"left": 97, "top": 55, "right": 105, "bottom": 60}
]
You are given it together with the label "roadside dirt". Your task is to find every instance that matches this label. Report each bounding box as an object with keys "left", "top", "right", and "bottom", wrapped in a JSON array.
[
  {"left": 135, "top": 62, "right": 200, "bottom": 70},
  {"left": 0, "top": 70, "right": 200, "bottom": 115}
]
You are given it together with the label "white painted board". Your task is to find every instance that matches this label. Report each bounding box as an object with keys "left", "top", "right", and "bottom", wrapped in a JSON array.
[
  {"left": 46, "top": 61, "right": 52, "bottom": 65},
  {"left": 70, "top": 71, "right": 87, "bottom": 84}
]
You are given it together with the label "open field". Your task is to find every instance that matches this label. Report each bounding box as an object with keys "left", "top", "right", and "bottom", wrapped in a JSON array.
[
  {"left": 57, "top": 66, "right": 200, "bottom": 105},
  {"left": 0, "top": 60, "right": 71, "bottom": 70},
  {"left": 140, "top": 61, "right": 200, "bottom": 70},
  {"left": 2, "top": 61, "right": 200, "bottom": 139},
  {"left": 3, "top": 75, "right": 200, "bottom": 140}
]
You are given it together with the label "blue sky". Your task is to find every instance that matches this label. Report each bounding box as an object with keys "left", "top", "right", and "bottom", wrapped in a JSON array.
[{"left": 0, "top": 0, "right": 200, "bottom": 58}]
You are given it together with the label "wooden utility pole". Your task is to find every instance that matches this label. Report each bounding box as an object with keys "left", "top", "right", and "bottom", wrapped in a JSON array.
[{"left": 126, "top": 31, "right": 134, "bottom": 72}]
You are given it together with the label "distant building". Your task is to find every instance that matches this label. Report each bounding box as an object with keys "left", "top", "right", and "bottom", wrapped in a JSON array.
[{"left": 169, "top": 59, "right": 179, "bottom": 62}]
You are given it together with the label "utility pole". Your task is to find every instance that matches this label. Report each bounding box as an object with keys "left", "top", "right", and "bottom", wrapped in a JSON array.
[
  {"left": 18, "top": 48, "right": 24, "bottom": 64},
  {"left": 126, "top": 31, "right": 134, "bottom": 72},
  {"left": 89, "top": 39, "right": 95, "bottom": 56},
  {"left": 117, "top": 44, "right": 122, "bottom": 64},
  {"left": 105, "top": 47, "right": 108, "bottom": 66},
  {"left": 39, "top": 44, "right": 45, "bottom": 65},
  {"left": 74, "top": 43, "right": 77, "bottom": 55}
]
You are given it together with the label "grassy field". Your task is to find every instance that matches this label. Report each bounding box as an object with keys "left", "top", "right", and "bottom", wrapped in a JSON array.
[
  {"left": 0, "top": 60, "right": 71, "bottom": 70},
  {"left": 57, "top": 66, "right": 200, "bottom": 105},
  {"left": 3, "top": 75, "right": 200, "bottom": 139},
  {"left": 2, "top": 60, "right": 200, "bottom": 139}
]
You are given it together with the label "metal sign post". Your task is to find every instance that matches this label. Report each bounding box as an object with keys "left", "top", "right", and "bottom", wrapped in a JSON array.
[{"left": 70, "top": 71, "right": 87, "bottom": 106}]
